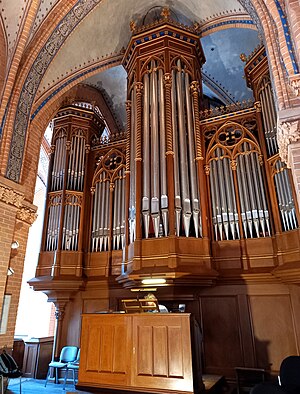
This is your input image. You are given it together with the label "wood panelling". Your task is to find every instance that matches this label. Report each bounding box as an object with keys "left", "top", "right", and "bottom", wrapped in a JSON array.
[
  {"left": 248, "top": 294, "right": 298, "bottom": 371},
  {"left": 200, "top": 296, "right": 243, "bottom": 376},
  {"left": 79, "top": 314, "right": 130, "bottom": 386},
  {"left": 78, "top": 313, "right": 195, "bottom": 394}
]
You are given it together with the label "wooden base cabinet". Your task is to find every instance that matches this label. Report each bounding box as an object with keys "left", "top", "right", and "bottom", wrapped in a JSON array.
[{"left": 78, "top": 313, "right": 200, "bottom": 394}]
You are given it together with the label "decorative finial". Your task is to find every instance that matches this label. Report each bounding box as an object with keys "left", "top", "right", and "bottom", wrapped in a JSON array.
[
  {"left": 130, "top": 20, "right": 136, "bottom": 32},
  {"left": 240, "top": 53, "right": 247, "bottom": 62},
  {"left": 161, "top": 6, "right": 170, "bottom": 20}
]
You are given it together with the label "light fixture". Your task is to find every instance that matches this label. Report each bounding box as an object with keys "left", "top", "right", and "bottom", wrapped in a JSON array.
[
  {"left": 7, "top": 267, "right": 14, "bottom": 276},
  {"left": 141, "top": 278, "right": 166, "bottom": 286},
  {"left": 11, "top": 241, "right": 19, "bottom": 250}
]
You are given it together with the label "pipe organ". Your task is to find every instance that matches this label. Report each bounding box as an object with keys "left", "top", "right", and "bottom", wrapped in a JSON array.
[{"left": 36, "top": 14, "right": 299, "bottom": 287}]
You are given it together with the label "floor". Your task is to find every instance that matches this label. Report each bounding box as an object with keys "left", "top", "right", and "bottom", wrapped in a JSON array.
[
  {"left": 6, "top": 378, "right": 89, "bottom": 393},
  {"left": 5, "top": 375, "right": 232, "bottom": 394}
]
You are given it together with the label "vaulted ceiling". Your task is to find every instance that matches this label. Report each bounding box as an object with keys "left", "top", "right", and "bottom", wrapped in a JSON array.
[{"left": 1, "top": 0, "right": 261, "bottom": 130}]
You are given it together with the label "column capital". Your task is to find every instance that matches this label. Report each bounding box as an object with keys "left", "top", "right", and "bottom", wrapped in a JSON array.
[{"left": 277, "top": 116, "right": 300, "bottom": 165}]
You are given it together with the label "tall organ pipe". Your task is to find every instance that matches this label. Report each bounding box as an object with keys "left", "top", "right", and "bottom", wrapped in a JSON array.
[
  {"left": 216, "top": 148, "right": 229, "bottom": 239},
  {"left": 142, "top": 72, "right": 150, "bottom": 238},
  {"left": 176, "top": 60, "right": 191, "bottom": 236},
  {"left": 150, "top": 60, "right": 160, "bottom": 237},
  {"left": 243, "top": 144, "right": 260, "bottom": 237},
  {"left": 159, "top": 68, "right": 168, "bottom": 236},
  {"left": 113, "top": 178, "right": 118, "bottom": 249},
  {"left": 185, "top": 73, "right": 200, "bottom": 237},
  {"left": 171, "top": 69, "right": 181, "bottom": 236},
  {"left": 129, "top": 88, "right": 136, "bottom": 243}
]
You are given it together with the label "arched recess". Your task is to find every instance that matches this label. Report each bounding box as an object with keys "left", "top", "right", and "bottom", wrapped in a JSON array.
[
  {"left": 0, "top": 17, "right": 7, "bottom": 101},
  {"left": 0, "top": 0, "right": 101, "bottom": 180},
  {"left": 20, "top": 84, "right": 119, "bottom": 203}
]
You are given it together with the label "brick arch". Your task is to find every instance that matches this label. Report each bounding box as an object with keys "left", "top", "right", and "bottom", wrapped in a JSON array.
[
  {"left": 285, "top": 0, "right": 300, "bottom": 67},
  {"left": 1, "top": 0, "right": 101, "bottom": 182},
  {"left": 21, "top": 84, "right": 118, "bottom": 203},
  {"left": 241, "top": 0, "right": 298, "bottom": 110},
  {"left": 0, "top": 17, "right": 7, "bottom": 100}
]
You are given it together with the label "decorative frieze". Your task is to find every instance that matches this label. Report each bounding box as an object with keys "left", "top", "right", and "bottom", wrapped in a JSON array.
[
  {"left": 0, "top": 183, "right": 38, "bottom": 225},
  {"left": 289, "top": 74, "right": 300, "bottom": 97},
  {"left": 0, "top": 185, "right": 24, "bottom": 207}
]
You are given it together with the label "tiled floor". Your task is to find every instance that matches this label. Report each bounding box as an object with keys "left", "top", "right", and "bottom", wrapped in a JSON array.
[{"left": 6, "top": 378, "right": 90, "bottom": 393}]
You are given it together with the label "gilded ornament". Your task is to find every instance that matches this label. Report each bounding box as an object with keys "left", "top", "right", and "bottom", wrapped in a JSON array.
[{"left": 161, "top": 7, "right": 170, "bottom": 20}]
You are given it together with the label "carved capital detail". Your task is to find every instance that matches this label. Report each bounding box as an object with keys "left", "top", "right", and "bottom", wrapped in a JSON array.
[
  {"left": 277, "top": 119, "right": 300, "bottom": 164},
  {"left": 0, "top": 185, "right": 24, "bottom": 208},
  {"left": 17, "top": 207, "right": 38, "bottom": 225},
  {"left": 289, "top": 74, "right": 300, "bottom": 97}
]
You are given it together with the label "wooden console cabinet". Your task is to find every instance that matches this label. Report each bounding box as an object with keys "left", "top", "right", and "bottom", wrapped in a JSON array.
[{"left": 78, "top": 313, "right": 201, "bottom": 394}]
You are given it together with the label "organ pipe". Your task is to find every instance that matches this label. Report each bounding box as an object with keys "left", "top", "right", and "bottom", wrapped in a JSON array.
[
  {"left": 176, "top": 60, "right": 191, "bottom": 236},
  {"left": 142, "top": 72, "right": 150, "bottom": 238},
  {"left": 158, "top": 68, "right": 168, "bottom": 237},
  {"left": 171, "top": 69, "right": 182, "bottom": 236},
  {"left": 150, "top": 60, "right": 160, "bottom": 237}
]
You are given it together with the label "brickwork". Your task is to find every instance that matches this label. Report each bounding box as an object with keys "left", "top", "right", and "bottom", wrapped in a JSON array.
[
  {"left": 0, "top": 202, "right": 18, "bottom": 348},
  {"left": 286, "top": 0, "right": 300, "bottom": 67},
  {"left": 0, "top": 22, "right": 7, "bottom": 99},
  {"left": 1, "top": 220, "right": 30, "bottom": 348},
  {"left": 0, "top": 2, "right": 78, "bottom": 176}
]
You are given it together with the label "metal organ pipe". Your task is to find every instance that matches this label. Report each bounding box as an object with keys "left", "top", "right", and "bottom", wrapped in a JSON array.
[
  {"left": 142, "top": 72, "right": 150, "bottom": 238},
  {"left": 176, "top": 60, "right": 191, "bottom": 236},
  {"left": 185, "top": 73, "right": 200, "bottom": 237},
  {"left": 171, "top": 69, "right": 181, "bottom": 236},
  {"left": 282, "top": 168, "right": 297, "bottom": 228},
  {"left": 150, "top": 60, "right": 160, "bottom": 237},
  {"left": 216, "top": 148, "right": 229, "bottom": 240},
  {"left": 223, "top": 157, "right": 239, "bottom": 239},
  {"left": 250, "top": 150, "right": 266, "bottom": 236},
  {"left": 159, "top": 68, "right": 168, "bottom": 237},
  {"left": 243, "top": 143, "right": 260, "bottom": 237},
  {"left": 129, "top": 88, "right": 136, "bottom": 243},
  {"left": 254, "top": 153, "right": 270, "bottom": 235},
  {"left": 237, "top": 152, "right": 253, "bottom": 237},
  {"left": 121, "top": 169, "right": 126, "bottom": 249},
  {"left": 211, "top": 159, "right": 223, "bottom": 240},
  {"left": 209, "top": 162, "right": 218, "bottom": 240}
]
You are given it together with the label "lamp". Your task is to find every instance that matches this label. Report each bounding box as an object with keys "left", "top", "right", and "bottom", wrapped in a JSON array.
[
  {"left": 141, "top": 278, "right": 166, "bottom": 285},
  {"left": 11, "top": 241, "right": 19, "bottom": 250}
]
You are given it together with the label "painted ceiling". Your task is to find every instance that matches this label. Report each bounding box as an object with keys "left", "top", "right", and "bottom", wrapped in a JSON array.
[{"left": 1, "top": 0, "right": 260, "bottom": 130}]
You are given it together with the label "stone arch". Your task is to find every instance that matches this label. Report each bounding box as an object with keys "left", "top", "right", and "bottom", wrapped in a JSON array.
[{"left": 20, "top": 84, "right": 119, "bottom": 203}]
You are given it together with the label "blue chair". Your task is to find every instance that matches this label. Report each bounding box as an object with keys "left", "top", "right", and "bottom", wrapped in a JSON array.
[
  {"left": 45, "top": 346, "right": 78, "bottom": 387},
  {"left": 63, "top": 349, "right": 80, "bottom": 390}
]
